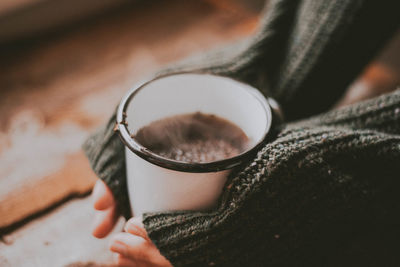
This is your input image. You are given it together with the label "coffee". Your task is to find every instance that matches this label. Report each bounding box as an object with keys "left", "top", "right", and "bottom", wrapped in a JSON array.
[{"left": 134, "top": 112, "right": 249, "bottom": 163}]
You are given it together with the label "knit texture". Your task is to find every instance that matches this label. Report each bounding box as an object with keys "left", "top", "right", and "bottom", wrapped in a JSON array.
[
  {"left": 82, "top": 0, "right": 400, "bottom": 265},
  {"left": 158, "top": 0, "right": 399, "bottom": 120},
  {"left": 143, "top": 89, "right": 400, "bottom": 266},
  {"left": 82, "top": 108, "right": 130, "bottom": 217}
]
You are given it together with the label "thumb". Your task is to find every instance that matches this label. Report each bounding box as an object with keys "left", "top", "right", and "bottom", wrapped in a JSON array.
[{"left": 124, "top": 216, "right": 150, "bottom": 241}]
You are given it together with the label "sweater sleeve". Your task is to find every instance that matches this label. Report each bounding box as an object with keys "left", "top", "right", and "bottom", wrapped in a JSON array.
[
  {"left": 162, "top": 0, "right": 399, "bottom": 121},
  {"left": 272, "top": 0, "right": 400, "bottom": 120},
  {"left": 142, "top": 90, "right": 400, "bottom": 266},
  {"left": 82, "top": 0, "right": 399, "bottom": 217}
]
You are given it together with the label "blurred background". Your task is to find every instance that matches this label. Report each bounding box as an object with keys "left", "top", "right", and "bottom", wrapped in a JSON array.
[{"left": 0, "top": 0, "right": 398, "bottom": 266}]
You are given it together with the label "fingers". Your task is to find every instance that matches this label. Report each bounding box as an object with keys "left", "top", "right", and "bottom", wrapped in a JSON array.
[
  {"left": 92, "top": 180, "right": 115, "bottom": 210},
  {"left": 124, "top": 217, "right": 149, "bottom": 241},
  {"left": 110, "top": 230, "right": 172, "bottom": 266},
  {"left": 110, "top": 232, "right": 151, "bottom": 262},
  {"left": 92, "top": 205, "right": 119, "bottom": 238},
  {"left": 92, "top": 180, "right": 119, "bottom": 238}
]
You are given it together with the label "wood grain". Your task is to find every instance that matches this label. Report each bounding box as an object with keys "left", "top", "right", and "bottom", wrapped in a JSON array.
[
  {"left": 0, "top": 0, "right": 258, "bottom": 228},
  {"left": 0, "top": 0, "right": 131, "bottom": 42},
  {"left": 0, "top": 197, "right": 125, "bottom": 267},
  {"left": 0, "top": 152, "right": 97, "bottom": 227}
]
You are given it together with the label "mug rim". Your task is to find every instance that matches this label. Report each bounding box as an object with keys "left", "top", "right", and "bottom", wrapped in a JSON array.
[{"left": 116, "top": 72, "right": 275, "bottom": 173}]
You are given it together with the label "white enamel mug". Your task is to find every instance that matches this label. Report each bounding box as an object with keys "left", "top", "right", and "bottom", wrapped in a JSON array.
[{"left": 116, "top": 73, "right": 278, "bottom": 217}]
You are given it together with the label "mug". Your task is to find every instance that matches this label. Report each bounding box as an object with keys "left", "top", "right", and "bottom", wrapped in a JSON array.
[{"left": 116, "top": 73, "right": 279, "bottom": 216}]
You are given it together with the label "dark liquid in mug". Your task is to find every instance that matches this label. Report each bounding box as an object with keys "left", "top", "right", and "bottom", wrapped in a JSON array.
[{"left": 134, "top": 112, "right": 249, "bottom": 163}]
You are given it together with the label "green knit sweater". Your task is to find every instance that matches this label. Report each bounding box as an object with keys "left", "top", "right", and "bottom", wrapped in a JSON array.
[{"left": 83, "top": 0, "right": 400, "bottom": 266}]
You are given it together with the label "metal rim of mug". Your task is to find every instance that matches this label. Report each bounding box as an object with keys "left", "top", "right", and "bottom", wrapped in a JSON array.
[{"left": 116, "top": 72, "right": 279, "bottom": 173}]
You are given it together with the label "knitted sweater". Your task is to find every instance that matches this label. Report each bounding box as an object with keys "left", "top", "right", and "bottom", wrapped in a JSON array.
[{"left": 83, "top": 0, "right": 400, "bottom": 266}]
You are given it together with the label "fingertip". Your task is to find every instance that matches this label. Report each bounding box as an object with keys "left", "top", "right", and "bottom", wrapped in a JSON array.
[
  {"left": 109, "top": 234, "right": 128, "bottom": 255},
  {"left": 110, "top": 233, "right": 171, "bottom": 266},
  {"left": 126, "top": 216, "right": 144, "bottom": 228},
  {"left": 109, "top": 232, "right": 148, "bottom": 262},
  {"left": 92, "top": 207, "right": 119, "bottom": 239},
  {"left": 92, "top": 213, "right": 108, "bottom": 238},
  {"left": 93, "top": 180, "right": 115, "bottom": 210},
  {"left": 110, "top": 232, "right": 145, "bottom": 247},
  {"left": 124, "top": 217, "right": 148, "bottom": 240},
  {"left": 92, "top": 225, "right": 107, "bottom": 239}
]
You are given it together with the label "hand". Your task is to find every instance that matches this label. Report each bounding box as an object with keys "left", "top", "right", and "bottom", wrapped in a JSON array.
[
  {"left": 91, "top": 179, "right": 119, "bottom": 238},
  {"left": 109, "top": 217, "right": 172, "bottom": 267},
  {"left": 91, "top": 180, "right": 172, "bottom": 266}
]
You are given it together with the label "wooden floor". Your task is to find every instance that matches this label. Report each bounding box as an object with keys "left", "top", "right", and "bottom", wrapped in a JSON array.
[
  {"left": 1, "top": 0, "right": 398, "bottom": 266},
  {"left": 0, "top": 0, "right": 260, "bottom": 266}
]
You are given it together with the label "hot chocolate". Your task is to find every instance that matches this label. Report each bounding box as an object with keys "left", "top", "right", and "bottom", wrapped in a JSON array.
[{"left": 134, "top": 112, "right": 249, "bottom": 163}]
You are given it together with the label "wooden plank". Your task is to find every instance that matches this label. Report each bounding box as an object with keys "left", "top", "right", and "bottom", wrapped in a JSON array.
[
  {"left": 0, "top": 0, "right": 131, "bottom": 42},
  {"left": 0, "top": 0, "right": 258, "bottom": 228},
  {"left": 0, "top": 196, "right": 125, "bottom": 267},
  {"left": 0, "top": 152, "right": 97, "bottom": 227}
]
